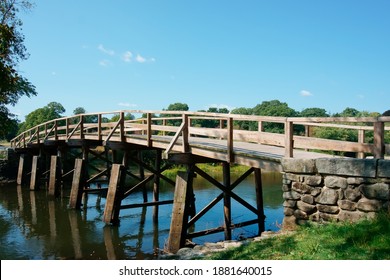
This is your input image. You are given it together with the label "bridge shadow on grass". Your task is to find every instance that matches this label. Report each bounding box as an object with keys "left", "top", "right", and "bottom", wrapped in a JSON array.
[{"left": 208, "top": 212, "right": 390, "bottom": 260}]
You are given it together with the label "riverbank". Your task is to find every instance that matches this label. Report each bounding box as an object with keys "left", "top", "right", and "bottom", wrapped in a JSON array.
[{"left": 169, "top": 211, "right": 390, "bottom": 260}]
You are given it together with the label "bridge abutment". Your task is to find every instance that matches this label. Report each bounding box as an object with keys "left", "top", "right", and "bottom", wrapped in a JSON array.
[{"left": 281, "top": 158, "right": 390, "bottom": 229}]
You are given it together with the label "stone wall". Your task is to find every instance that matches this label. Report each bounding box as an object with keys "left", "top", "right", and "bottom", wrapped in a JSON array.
[
  {"left": 0, "top": 149, "right": 18, "bottom": 183},
  {"left": 281, "top": 158, "right": 390, "bottom": 229}
]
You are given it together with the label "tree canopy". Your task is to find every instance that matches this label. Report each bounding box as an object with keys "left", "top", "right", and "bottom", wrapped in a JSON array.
[
  {"left": 1, "top": 0, "right": 36, "bottom": 138},
  {"left": 18, "top": 102, "right": 65, "bottom": 133}
]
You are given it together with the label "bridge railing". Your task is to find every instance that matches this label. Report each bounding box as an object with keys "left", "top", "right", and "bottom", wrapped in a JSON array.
[{"left": 10, "top": 110, "right": 390, "bottom": 159}]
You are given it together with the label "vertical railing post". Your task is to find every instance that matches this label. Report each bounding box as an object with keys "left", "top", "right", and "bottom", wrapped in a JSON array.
[
  {"left": 374, "top": 121, "right": 385, "bottom": 159},
  {"left": 227, "top": 117, "right": 234, "bottom": 163},
  {"left": 284, "top": 120, "right": 293, "bottom": 158},
  {"left": 147, "top": 113, "right": 152, "bottom": 147},
  {"left": 120, "top": 111, "right": 125, "bottom": 142},
  {"left": 182, "top": 114, "right": 189, "bottom": 153},
  {"left": 358, "top": 129, "right": 366, "bottom": 159},
  {"left": 66, "top": 118, "right": 69, "bottom": 139},
  {"left": 54, "top": 120, "right": 58, "bottom": 141},
  {"left": 98, "top": 114, "right": 102, "bottom": 141},
  {"left": 80, "top": 115, "right": 84, "bottom": 139}
]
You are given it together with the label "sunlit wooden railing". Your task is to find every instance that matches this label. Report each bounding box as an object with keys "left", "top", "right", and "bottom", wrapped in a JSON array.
[{"left": 10, "top": 110, "right": 390, "bottom": 160}]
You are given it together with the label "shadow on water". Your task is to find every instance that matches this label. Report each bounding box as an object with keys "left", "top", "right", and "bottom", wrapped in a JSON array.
[{"left": 0, "top": 172, "right": 283, "bottom": 260}]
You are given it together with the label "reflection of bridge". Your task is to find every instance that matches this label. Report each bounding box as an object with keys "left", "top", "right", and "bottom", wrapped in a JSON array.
[{"left": 10, "top": 110, "right": 390, "bottom": 253}]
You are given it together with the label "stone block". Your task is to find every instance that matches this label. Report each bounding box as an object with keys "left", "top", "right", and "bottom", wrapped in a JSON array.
[
  {"left": 344, "top": 187, "right": 361, "bottom": 202},
  {"left": 301, "top": 194, "right": 315, "bottom": 204},
  {"left": 283, "top": 200, "right": 297, "bottom": 208},
  {"left": 292, "top": 182, "right": 312, "bottom": 194},
  {"left": 282, "top": 215, "right": 297, "bottom": 231},
  {"left": 338, "top": 210, "right": 366, "bottom": 222},
  {"left": 315, "top": 188, "right": 339, "bottom": 205},
  {"left": 305, "top": 175, "right": 323, "bottom": 186},
  {"left": 294, "top": 209, "right": 309, "bottom": 219},
  {"left": 283, "top": 190, "right": 301, "bottom": 200},
  {"left": 338, "top": 200, "right": 357, "bottom": 211},
  {"left": 361, "top": 183, "right": 389, "bottom": 201},
  {"left": 357, "top": 198, "right": 383, "bottom": 212},
  {"left": 310, "top": 187, "right": 322, "bottom": 197},
  {"left": 325, "top": 176, "right": 348, "bottom": 189},
  {"left": 317, "top": 204, "right": 340, "bottom": 214},
  {"left": 378, "top": 160, "right": 390, "bottom": 178},
  {"left": 281, "top": 159, "right": 316, "bottom": 174},
  {"left": 316, "top": 158, "right": 377, "bottom": 178},
  {"left": 297, "top": 201, "right": 317, "bottom": 214},
  {"left": 284, "top": 207, "right": 294, "bottom": 216}
]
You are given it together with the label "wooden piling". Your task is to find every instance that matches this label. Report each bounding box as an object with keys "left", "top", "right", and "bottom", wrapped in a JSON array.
[
  {"left": 103, "top": 164, "right": 123, "bottom": 225},
  {"left": 254, "top": 168, "right": 265, "bottom": 234},
  {"left": 166, "top": 171, "right": 191, "bottom": 253},
  {"left": 30, "top": 155, "right": 40, "bottom": 190},
  {"left": 48, "top": 155, "right": 60, "bottom": 196},
  {"left": 153, "top": 150, "right": 161, "bottom": 222},
  {"left": 223, "top": 162, "right": 232, "bottom": 240},
  {"left": 69, "top": 158, "right": 84, "bottom": 209},
  {"left": 17, "top": 154, "right": 25, "bottom": 185}
]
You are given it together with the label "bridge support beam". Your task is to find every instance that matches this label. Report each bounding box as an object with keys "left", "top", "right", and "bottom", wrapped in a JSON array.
[
  {"left": 69, "top": 158, "right": 85, "bottom": 209},
  {"left": 17, "top": 154, "right": 25, "bottom": 185},
  {"left": 103, "top": 164, "right": 124, "bottom": 225},
  {"left": 166, "top": 171, "right": 194, "bottom": 253},
  {"left": 48, "top": 155, "right": 61, "bottom": 197},
  {"left": 30, "top": 155, "right": 40, "bottom": 190}
]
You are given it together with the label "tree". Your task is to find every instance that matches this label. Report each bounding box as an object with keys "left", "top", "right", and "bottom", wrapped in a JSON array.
[
  {"left": 18, "top": 102, "right": 65, "bottom": 133},
  {"left": 1, "top": 0, "right": 37, "bottom": 133},
  {"left": 252, "top": 100, "right": 298, "bottom": 133},
  {"left": 300, "top": 108, "right": 329, "bottom": 117},
  {"left": 194, "top": 107, "right": 230, "bottom": 128},
  {"left": 162, "top": 102, "right": 189, "bottom": 126},
  {"left": 231, "top": 107, "right": 254, "bottom": 130}
]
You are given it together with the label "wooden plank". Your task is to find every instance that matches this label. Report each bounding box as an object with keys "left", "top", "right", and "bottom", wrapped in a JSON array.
[
  {"left": 166, "top": 171, "right": 190, "bottom": 253},
  {"left": 284, "top": 121, "right": 293, "bottom": 158},
  {"left": 69, "top": 159, "right": 84, "bottom": 209},
  {"left": 103, "top": 164, "right": 122, "bottom": 224}
]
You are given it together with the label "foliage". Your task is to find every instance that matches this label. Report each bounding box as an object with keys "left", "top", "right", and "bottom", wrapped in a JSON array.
[
  {"left": 161, "top": 102, "right": 189, "bottom": 126},
  {"left": 194, "top": 107, "right": 230, "bottom": 128},
  {"left": 18, "top": 102, "right": 65, "bottom": 133},
  {"left": 0, "top": 105, "right": 18, "bottom": 140},
  {"left": 207, "top": 212, "right": 390, "bottom": 260},
  {"left": 0, "top": 0, "right": 37, "bottom": 130},
  {"left": 299, "top": 107, "right": 329, "bottom": 117},
  {"left": 252, "top": 100, "right": 298, "bottom": 133}
]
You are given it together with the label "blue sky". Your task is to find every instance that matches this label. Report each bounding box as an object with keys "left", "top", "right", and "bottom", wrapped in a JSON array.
[{"left": 10, "top": 0, "right": 390, "bottom": 120}]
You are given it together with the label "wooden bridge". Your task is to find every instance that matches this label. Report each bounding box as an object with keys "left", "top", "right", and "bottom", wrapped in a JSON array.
[{"left": 10, "top": 110, "right": 390, "bottom": 253}]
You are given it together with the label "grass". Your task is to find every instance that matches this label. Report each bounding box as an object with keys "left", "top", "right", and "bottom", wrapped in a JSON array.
[{"left": 206, "top": 212, "right": 390, "bottom": 260}]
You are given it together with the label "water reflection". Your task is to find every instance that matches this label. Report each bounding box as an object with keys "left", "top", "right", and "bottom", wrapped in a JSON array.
[{"left": 0, "top": 172, "right": 283, "bottom": 259}]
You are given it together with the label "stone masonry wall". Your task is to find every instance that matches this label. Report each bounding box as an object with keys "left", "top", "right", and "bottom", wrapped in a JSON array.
[{"left": 281, "top": 158, "right": 390, "bottom": 229}]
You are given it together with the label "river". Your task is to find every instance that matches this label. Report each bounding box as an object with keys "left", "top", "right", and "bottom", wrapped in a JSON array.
[{"left": 0, "top": 171, "right": 283, "bottom": 260}]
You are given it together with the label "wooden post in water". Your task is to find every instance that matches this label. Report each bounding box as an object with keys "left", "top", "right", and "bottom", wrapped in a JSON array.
[
  {"left": 166, "top": 171, "right": 192, "bottom": 253},
  {"left": 17, "top": 154, "right": 25, "bottom": 185},
  {"left": 30, "top": 155, "right": 40, "bottom": 190},
  {"left": 223, "top": 162, "right": 232, "bottom": 240},
  {"left": 153, "top": 149, "right": 162, "bottom": 222},
  {"left": 69, "top": 158, "right": 85, "bottom": 209},
  {"left": 254, "top": 168, "right": 265, "bottom": 234},
  {"left": 103, "top": 164, "right": 123, "bottom": 225},
  {"left": 48, "top": 155, "right": 60, "bottom": 196}
]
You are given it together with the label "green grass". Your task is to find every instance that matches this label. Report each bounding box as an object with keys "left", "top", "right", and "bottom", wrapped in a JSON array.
[{"left": 207, "top": 212, "right": 390, "bottom": 260}]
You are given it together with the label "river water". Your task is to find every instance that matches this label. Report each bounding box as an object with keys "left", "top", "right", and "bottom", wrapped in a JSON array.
[{"left": 0, "top": 171, "right": 283, "bottom": 260}]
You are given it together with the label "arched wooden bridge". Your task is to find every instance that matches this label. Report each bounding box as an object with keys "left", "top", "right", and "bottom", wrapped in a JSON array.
[{"left": 10, "top": 110, "right": 390, "bottom": 252}]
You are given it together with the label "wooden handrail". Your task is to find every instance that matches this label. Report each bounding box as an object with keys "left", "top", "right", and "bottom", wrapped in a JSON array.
[{"left": 10, "top": 109, "right": 390, "bottom": 159}]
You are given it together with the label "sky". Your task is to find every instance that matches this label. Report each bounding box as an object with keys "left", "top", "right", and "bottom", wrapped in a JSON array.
[{"left": 9, "top": 0, "right": 390, "bottom": 120}]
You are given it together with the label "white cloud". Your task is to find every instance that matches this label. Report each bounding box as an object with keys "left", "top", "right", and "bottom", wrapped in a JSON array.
[
  {"left": 98, "top": 44, "right": 115, "bottom": 56},
  {"left": 136, "top": 54, "right": 146, "bottom": 63},
  {"left": 122, "top": 51, "right": 133, "bottom": 62},
  {"left": 135, "top": 54, "right": 155, "bottom": 63},
  {"left": 99, "top": 59, "right": 112, "bottom": 67},
  {"left": 300, "top": 90, "right": 313, "bottom": 97},
  {"left": 118, "top": 102, "right": 137, "bottom": 108}
]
